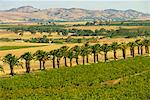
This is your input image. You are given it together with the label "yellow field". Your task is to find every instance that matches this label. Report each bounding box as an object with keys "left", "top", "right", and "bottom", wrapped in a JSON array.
[
  {"left": 0, "top": 44, "right": 144, "bottom": 76},
  {"left": 67, "top": 26, "right": 150, "bottom": 31},
  {"left": 55, "top": 21, "right": 86, "bottom": 25}
]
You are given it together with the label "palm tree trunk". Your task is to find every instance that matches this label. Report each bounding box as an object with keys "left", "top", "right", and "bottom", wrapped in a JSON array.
[
  {"left": 83, "top": 56, "right": 85, "bottom": 65},
  {"left": 145, "top": 46, "right": 149, "bottom": 53},
  {"left": 145, "top": 46, "right": 147, "bottom": 53},
  {"left": 113, "top": 50, "right": 117, "bottom": 60},
  {"left": 25, "top": 61, "right": 28, "bottom": 73},
  {"left": 86, "top": 55, "right": 89, "bottom": 63},
  {"left": 93, "top": 53, "right": 96, "bottom": 63},
  {"left": 122, "top": 49, "right": 126, "bottom": 59},
  {"left": 76, "top": 58, "right": 79, "bottom": 65},
  {"left": 104, "top": 52, "right": 107, "bottom": 62},
  {"left": 64, "top": 57, "right": 67, "bottom": 67},
  {"left": 130, "top": 48, "right": 132, "bottom": 56},
  {"left": 28, "top": 61, "right": 31, "bottom": 73},
  {"left": 137, "top": 46, "right": 140, "bottom": 54},
  {"left": 96, "top": 54, "right": 99, "bottom": 62},
  {"left": 132, "top": 48, "right": 135, "bottom": 57},
  {"left": 10, "top": 65, "right": 14, "bottom": 76},
  {"left": 52, "top": 57, "right": 55, "bottom": 68},
  {"left": 141, "top": 46, "right": 143, "bottom": 55},
  {"left": 70, "top": 59, "right": 72, "bottom": 67},
  {"left": 39, "top": 61, "right": 42, "bottom": 70},
  {"left": 43, "top": 61, "right": 45, "bottom": 70},
  {"left": 57, "top": 58, "right": 60, "bottom": 68}
]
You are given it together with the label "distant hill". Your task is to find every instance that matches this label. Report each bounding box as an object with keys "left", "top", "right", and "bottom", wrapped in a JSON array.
[
  {"left": 0, "top": 6, "right": 150, "bottom": 22},
  {"left": 5, "top": 6, "right": 40, "bottom": 13}
]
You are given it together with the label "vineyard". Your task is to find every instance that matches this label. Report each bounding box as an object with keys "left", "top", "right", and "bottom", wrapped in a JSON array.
[{"left": 0, "top": 56, "right": 150, "bottom": 99}]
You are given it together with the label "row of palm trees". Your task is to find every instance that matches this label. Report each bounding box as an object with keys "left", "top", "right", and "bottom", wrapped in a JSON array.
[{"left": 1, "top": 39, "right": 150, "bottom": 76}]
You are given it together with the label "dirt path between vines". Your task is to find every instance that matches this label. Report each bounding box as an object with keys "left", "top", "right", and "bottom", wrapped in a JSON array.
[{"left": 100, "top": 69, "right": 150, "bottom": 86}]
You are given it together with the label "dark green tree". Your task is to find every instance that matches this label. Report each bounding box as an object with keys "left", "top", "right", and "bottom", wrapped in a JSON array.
[
  {"left": 110, "top": 42, "right": 119, "bottom": 60},
  {"left": 3, "top": 54, "right": 22, "bottom": 76},
  {"left": 119, "top": 42, "right": 127, "bottom": 59},
  {"left": 20, "top": 52, "right": 33, "bottom": 73},
  {"left": 72, "top": 45, "right": 81, "bottom": 65},
  {"left": 101, "top": 44, "right": 111, "bottom": 62}
]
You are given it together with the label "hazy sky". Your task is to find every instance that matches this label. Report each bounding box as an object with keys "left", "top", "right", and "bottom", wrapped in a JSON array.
[{"left": 0, "top": 0, "right": 149, "bottom": 13}]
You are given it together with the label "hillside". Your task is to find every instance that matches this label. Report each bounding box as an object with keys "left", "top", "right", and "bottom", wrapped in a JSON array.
[
  {"left": 0, "top": 6, "right": 150, "bottom": 22},
  {"left": 0, "top": 56, "right": 150, "bottom": 99}
]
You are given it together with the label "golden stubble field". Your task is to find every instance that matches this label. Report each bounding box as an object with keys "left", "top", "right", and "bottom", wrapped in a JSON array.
[{"left": 67, "top": 26, "right": 150, "bottom": 31}]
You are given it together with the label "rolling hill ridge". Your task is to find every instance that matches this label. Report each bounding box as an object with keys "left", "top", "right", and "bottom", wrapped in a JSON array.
[{"left": 0, "top": 6, "right": 150, "bottom": 22}]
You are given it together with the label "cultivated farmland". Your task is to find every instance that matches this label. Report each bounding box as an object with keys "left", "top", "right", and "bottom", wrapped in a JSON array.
[{"left": 0, "top": 20, "right": 150, "bottom": 99}]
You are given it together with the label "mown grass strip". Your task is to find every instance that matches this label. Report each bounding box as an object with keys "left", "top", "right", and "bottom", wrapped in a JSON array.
[{"left": 0, "top": 45, "right": 46, "bottom": 51}]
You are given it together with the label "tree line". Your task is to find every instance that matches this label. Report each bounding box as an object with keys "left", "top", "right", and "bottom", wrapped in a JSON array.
[
  {"left": 0, "top": 39, "right": 149, "bottom": 76},
  {"left": 6, "top": 25, "right": 150, "bottom": 38},
  {"left": 74, "top": 20, "right": 150, "bottom": 26}
]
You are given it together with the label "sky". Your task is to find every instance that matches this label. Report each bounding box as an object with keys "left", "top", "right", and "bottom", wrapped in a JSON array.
[{"left": 0, "top": 0, "right": 149, "bottom": 13}]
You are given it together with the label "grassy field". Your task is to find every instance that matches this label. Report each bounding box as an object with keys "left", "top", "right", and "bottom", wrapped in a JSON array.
[
  {"left": 0, "top": 42, "right": 48, "bottom": 46},
  {"left": 0, "top": 56, "right": 150, "bottom": 99},
  {"left": 0, "top": 46, "right": 45, "bottom": 51}
]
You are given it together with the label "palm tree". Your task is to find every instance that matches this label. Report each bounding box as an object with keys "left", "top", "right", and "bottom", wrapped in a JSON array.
[
  {"left": 41, "top": 52, "right": 49, "bottom": 70},
  {"left": 3, "top": 54, "right": 22, "bottom": 76},
  {"left": 67, "top": 49, "right": 74, "bottom": 67},
  {"left": 91, "top": 44, "right": 100, "bottom": 63},
  {"left": 96, "top": 45, "right": 101, "bottom": 62},
  {"left": 135, "top": 39, "right": 141, "bottom": 55},
  {"left": 34, "top": 50, "right": 49, "bottom": 70},
  {"left": 127, "top": 42, "right": 136, "bottom": 57},
  {"left": 110, "top": 42, "right": 119, "bottom": 60},
  {"left": 143, "top": 39, "right": 150, "bottom": 54},
  {"left": 60, "top": 46, "right": 69, "bottom": 67},
  {"left": 20, "top": 52, "right": 33, "bottom": 73},
  {"left": 55, "top": 49, "right": 63, "bottom": 68},
  {"left": 84, "top": 42, "right": 91, "bottom": 63},
  {"left": 101, "top": 44, "right": 110, "bottom": 62},
  {"left": 72, "top": 45, "right": 81, "bottom": 65},
  {"left": 139, "top": 41, "right": 144, "bottom": 55},
  {"left": 80, "top": 46, "right": 87, "bottom": 65},
  {"left": 49, "top": 50, "right": 57, "bottom": 68},
  {"left": 119, "top": 42, "right": 127, "bottom": 59}
]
